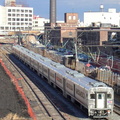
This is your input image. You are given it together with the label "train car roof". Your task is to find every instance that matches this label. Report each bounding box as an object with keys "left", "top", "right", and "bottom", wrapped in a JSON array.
[
  {"left": 13, "top": 45, "right": 109, "bottom": 90},
  {"left": 65, "top": 69, "right": 108, "bottom": 90}
]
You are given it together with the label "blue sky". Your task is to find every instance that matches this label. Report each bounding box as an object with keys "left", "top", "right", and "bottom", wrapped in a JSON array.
[{"left": 0, "top": 0, "right": 120, "bottom": 21}]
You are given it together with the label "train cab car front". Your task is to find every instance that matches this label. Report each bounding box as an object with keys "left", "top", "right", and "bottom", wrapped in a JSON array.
[{"left": 88, "top": 83, "right": 114, "bottom": 118}]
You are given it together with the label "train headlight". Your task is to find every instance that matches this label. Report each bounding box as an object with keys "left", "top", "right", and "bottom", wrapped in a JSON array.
[{"left": 107, "top": 110, "right": 111, "bottom": 114}]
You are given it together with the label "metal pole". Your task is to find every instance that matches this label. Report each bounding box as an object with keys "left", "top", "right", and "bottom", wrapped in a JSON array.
[{"left": 74, "top": 38, "right": 79, "bottom": 70}]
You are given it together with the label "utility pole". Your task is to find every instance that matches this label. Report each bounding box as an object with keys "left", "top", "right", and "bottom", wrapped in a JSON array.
[{"left": 74, "top": 37, "right": 79, "bottom": 70}]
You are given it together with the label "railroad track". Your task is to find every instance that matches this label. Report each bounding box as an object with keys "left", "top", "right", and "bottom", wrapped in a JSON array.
[
  {"left": 114, "top": 103, "right": 120, "bottom": 115},
  {"left": 1, "top": 45, "right": 86, "bottom": 120}
]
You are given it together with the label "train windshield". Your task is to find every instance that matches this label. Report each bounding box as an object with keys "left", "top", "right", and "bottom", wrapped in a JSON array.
[
  {"left": 90, "top": 94, "right": 95, "bottom": 99},
  {"left": 107, "top": 94, "right": 112, "bottom": 99}
]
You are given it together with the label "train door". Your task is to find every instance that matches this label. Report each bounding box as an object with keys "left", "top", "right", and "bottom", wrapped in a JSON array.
[{"left": 96, "top": 93, "right": 106, "bottom": 109}]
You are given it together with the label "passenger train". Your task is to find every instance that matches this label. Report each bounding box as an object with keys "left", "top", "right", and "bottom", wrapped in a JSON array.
[{"left": 12, "top": 45, "right": 114, "bottom": 118}]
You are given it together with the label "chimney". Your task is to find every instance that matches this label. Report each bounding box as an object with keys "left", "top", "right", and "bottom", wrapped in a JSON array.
[{"left": 50, "top": 0, "right": 56, "bottom": 23}]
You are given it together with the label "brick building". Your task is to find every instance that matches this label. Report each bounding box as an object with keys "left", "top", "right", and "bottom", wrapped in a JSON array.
[{"left": 45, "top": 13, "right": 79, "bottom": 49}]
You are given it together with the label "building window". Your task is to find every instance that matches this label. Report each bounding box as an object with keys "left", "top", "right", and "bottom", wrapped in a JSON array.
[
  {"left": 69, "top": 16, "right": 72, "bottom": 20},
  {"left": 25, "top": 10, "right": 28, "bottom": 12},
  {"left": 17, "top": 14, "right": 20, "bottom": 17},
  {"left": 17, "top": 27, "right": 20, "bottom": 30},
  {"left": 21, "top": 27, "right": 24, "bottom": 30},
  {"left": 8, "top": 14, "right": 11, "bottom": 16},
  {"left": 29, "top": 14, "right": 32, "bottom": 17},
  {"left": 69, "top": 32, "right": 72, "bottom": 36},
  {"left": 35, "top": 21, "right": 38, "bottom": 23},
  {"left": 21, "top": 18, "right": 24, "bottom": 21},
  {"left": 12, "top": 23, "right": 15, "bottom": 25},
  {"left": 29, "top": 18, "right": 32, "bottom": 21},
  {"left": 25, "top": 23, "right": 28, "bottom": 25},
  {"left": 1, "top": 27, "right": 4, "bottom": 30},
  {"left": 5, "top": 27, "right": 9, "bottom": 30},
  {"left": 25, "top": 14, "right": 28, "bottom": 17},
  {"left": 25, "top": 18, "right": 28, "bottom": 21},
  {"left": 12, "top": 9, "right": 15, "bottom": 12},
  {"left": 8, "top": 18, "right": 11, "bottom": 21},
  {"left": 17, "top": 9, "right": 20, "bottom": 12},
  {"left": 17, "top": 18, "right": 20, "bottom": 21},
  {"left": 17, "top": 23, "right": 20, "bottom": 25},
  {"left": 29, "top": 10, "right": 32, "bottom": 13},
  {"left": 12, "top": 14, "right": 15, "bottom": 17},
  {"left": 73, "top": 16, "right": 76, "bottom": 20},
  {"left": 21, "top": 14, "right": 24, "bottom": 17},
  {"left": 21, "top": 10, "right": 24, "bottom": 12},
  {"left": 12, "top": 18, "right": 15, "bottom": 21},
  {"left": 8, "top": 22, "right": 11, "bottom": 25},
  {"left": 8, "top": 9, "right": 11, "bottom": 12}
]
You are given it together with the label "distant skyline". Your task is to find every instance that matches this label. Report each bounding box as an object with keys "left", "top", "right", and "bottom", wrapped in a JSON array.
[{"left": 0, "top": 0, "right": 120, "bottom": 21}]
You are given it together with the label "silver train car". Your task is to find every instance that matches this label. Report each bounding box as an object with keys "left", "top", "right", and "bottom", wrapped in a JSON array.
[{"left": 12, "top": 45, "right": 114, "bottom": 118}]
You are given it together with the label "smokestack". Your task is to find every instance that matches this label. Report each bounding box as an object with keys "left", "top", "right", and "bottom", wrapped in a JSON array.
[{"left": 50, "top": 0, "right": 56, "bottom": 23}]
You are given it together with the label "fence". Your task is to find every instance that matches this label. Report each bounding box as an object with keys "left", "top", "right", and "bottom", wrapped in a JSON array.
[{"left": 96, "top": 68, "right": 120, "bottom": 94}]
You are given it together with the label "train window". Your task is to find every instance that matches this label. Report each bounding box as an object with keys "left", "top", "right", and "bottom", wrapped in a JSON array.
[
  {"left": 107, "top": 94, "right": 111, "bottom": 99},
  {"left": 98, "top": 94, "right": 102, "bottom": 99},
  {"left": 90, "top": 94, "right": 95, "bottom": 99}
]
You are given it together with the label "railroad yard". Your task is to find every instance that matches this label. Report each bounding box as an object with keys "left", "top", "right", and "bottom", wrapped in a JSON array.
[
  {"left": 0, "top": 43, "right": 120, "bottom": 120},
  {"left": 1, "top": 0, "right": 120, "bottom": 119}
]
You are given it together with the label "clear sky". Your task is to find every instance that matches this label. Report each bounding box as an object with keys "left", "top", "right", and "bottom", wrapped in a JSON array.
[{"left": 0, "top": 0, "right": 120, "bottom": 21}]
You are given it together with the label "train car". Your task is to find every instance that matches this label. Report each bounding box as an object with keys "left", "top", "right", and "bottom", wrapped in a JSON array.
[
  {"left": 49, "top": 66, "right": 56, "bottom": 84},
  {"left": 49, "top": 63, "right": 65, "bottom": 87},
  {"left": 63, "top": 70, "right": 114, "bottom": 117},
  {"left": 12, "top": 45, "right": 114, "bottom": 118}
]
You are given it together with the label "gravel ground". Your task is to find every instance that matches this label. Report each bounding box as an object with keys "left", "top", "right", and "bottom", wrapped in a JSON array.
[{"left": 0, "top": 64, "right": 30, "bottom": 120}]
